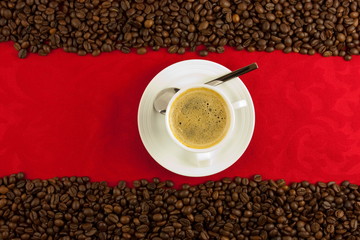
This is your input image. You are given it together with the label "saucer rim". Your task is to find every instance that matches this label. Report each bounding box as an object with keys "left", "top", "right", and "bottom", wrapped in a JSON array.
[{"left": 137, "top": 59, "right": 255, "bottom": 177}]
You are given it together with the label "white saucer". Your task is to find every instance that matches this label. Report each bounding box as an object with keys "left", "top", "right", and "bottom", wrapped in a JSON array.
[{"left": 137, "top": 60, "right": 255, "bottom": 177}]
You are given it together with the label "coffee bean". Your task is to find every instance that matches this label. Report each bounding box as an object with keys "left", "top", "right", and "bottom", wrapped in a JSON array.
[
  {"left": 168, "top": 45, "right": 178, "bottom": 54},
  {"left": 254, "top": 4, "right": 264, "bottom": 13},
  {"left": 54, "top": 219, "right": 64, "bottom": 227},
  {"left": 323, "top": 51, "right": 333, "bottom": 57},
  {"left": 100, "top": 43, "right": 111, "bottom": 52},
  {"left": 107, "top": 213, "right": 119, "bottom": 223},
  {"left": 216, "top": 46, "right": 225, "bottom": 53},
  {"left": 182, "top": 206, "right": 193, "bottom": 215},
  {"left": 335, "top": 209, "right": 345, "bottom": 218},
  {"left": 232, "top": 14, "right": 240, "bottom": 23},
  {"left": 120, "top": 47, "right": 131, "bottom": 54},
  {"left": 220, "top": 0, "right": 230, "bottom": 8},
  {"left": 253, "top": 175, "right": 262, "bottom": 182},
  {"left": 136, "top": 47, "right": 147, "bottom": 55},
  {"left": 1, "top": 173, "right": 360, "bottom": 238},
  {"left": 344, "top": 55, "right": 352, "bottom": 61},
  {"left": 0, "top": 185, "right": 9, "bottom": 194},
  {"left": 179, "top": 218, "right": 191, "bottom": 227},
  {"left": 296, "top": 187, "right": 307, "bottom": 196},
  {"left": 77, "top": 50, "right": 86, "bottom": 56},
  {"left": 153, "top": 213, "right": 163, "bottom": 222},
  {"left": 244, "top": 19, "right": 253, "bottom": 28},
  {"left": 3, "top": 9, "right": 12, "bottom": 19},
  {"left": 136, "top": 224, "right": 149, "bottom": 233},
  {"left": 120, "top": 215, "right": 131, "bottom": 224},
  {"left": 14, "top": 42, "right": 21, "bottom": 51},
  {"left": 284, "top": 37, "right": 292, "bottom": 47},
  {"left": 0, "top": 198, "right": 7, "bottom": 208},
  {"left": 297, "top": 48, "right": 307, "bottom": 54},
  {"left": 349, "top": 48, "right": 359, "bottom": 55},
  {"left": 261, "top": 21, "right": 270, "bottom": 31},
  {"left": 322, "top": 201, "right": 332, "bottom": 209},
  {"left": 177, "top": 47, "right": 185, "bottom": 54},
  {"left": 266, "top": 13, "right": 276, "bottom": 21},
  {"left": 308, "top": 49, "right": 316, "bottom": 55},
  {"left": 279, "top": 23, "right": 290, "bottom": 33},
  {"left": 351, "top": 219, "right": 358, "bottom": 229},
  {"left": 71, "top": 18, "right": 81, "bottom": 29},
  {"left": 240, "top": 192, "right": 250, "bottom": 203},
  {"left": 198, "top": 21, "right": 209, "bottom": 31},
  {"left": 144, "top": 19, "right": 154, "bottom": 29},
  {"left": 258, "top": 215, "right": 267, "bottom": 225},
  {"left": 199, "top": 50, "right": 208, "bottom": 57},
  {"left": 275, "top": 43, "right": 285, "bottom": 50},
  {"left": 83, "top": 208, "right": 94, "bottom": 216},
  {"left": 0, "top": 0, "right": 357, "bottom": 60}
]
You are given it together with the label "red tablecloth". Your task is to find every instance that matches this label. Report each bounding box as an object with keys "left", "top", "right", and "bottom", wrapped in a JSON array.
[{"left": 1, "top": 42, "right": 360, "bottom": 186}]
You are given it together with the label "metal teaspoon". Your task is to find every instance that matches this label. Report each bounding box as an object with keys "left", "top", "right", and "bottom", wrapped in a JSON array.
[{"left": 153, "top": 62, "right": 258, "bottom": 114}]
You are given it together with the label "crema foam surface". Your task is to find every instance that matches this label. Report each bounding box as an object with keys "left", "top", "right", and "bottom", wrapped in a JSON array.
[{"left": 169, "top": 87, "right": 230, "bottom": 149}]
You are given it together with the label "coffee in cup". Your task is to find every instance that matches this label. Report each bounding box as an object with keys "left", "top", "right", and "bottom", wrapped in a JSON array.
[{"left": 167, "top": 86, "right": 232, "bottom": 150}]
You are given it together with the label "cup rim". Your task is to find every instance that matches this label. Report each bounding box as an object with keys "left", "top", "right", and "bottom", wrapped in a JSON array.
[{"left": 165, "top": 84, "right": 235, "bottom": 153}]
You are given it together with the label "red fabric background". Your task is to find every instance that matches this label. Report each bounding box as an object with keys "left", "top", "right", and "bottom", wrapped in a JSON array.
[{"left": 1, "top": 42, "right": 360, "bottom": 186}]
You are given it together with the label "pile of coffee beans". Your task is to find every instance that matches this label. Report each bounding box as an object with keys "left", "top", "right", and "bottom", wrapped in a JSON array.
[
  {"left": 0, "top": 0, "right": 359, "bottom": 60},
  {"left": 1, "top": 173, "right": 360, "bottom": 240}
]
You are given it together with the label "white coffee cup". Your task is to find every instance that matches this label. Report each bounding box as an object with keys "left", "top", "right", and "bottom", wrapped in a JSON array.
[{"left": 165, "top": 85, "right": 247, "bottom": 167}]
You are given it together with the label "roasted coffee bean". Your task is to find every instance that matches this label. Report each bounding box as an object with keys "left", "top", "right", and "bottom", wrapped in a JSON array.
[
  {"left": 71, "top": 18, "right": 81, "bottom": 29},
  {"left": 1, "top": 173, "right": 360, "bottom": 239},
  {"left": 136, "top": 47, "right": 147, "bottom": 55},
  {"left": 136, "top": 224, "right": 149, "bottom": 233},
  {"left": 120, "top": 215, "right": 131, "bottom": 224},
  {"left": 144, "top": 19, "right": 154, "bottom": 29},
  {"left": 244, "top": 19, "right": 253, "bottom": 28},
  {"left": 168, "top": 45, "right": 178, "bottom": 54},
  {"left": 344, "top": 55, "right": 352, "bottom": 61},
  {"left": 216, "top": 46, "right": 225, "bottom": 53},
  {"left": 199, "top": 50, "right": 208, "bottom": 57},
  {"left": 280, "top": 23, "right": 290, "bottom": 33},
  {"left": 275, "top": 43, "right": 285, "bottom": 50},
  {"left": 253, "top": 174, "right": 262, "bottom": 182},
  {"left": 0, "top": 198, "right": 7, "bottom": 208},
  {"left": 152, "top": 213, "right": 163, "bottom": 222},
  {"left": 18, "top": 49, "right": 27, "bottom": 59},
  {"left": 300, "top": 48, "right": 308, "bottom": 54},
  {"left": 108, "top": 214, "right": 119, "bottom": 223},
  {"left": 121, "top": 47, "right": 131, "bottom": 54},
  {"left": 177, "top": 47, "right": 185, "bottom": 54},
  {"left": 323, "top": 51, "right": 333, "bottom": 57},
  {"left": 0, "top": 0, "right": 357, "bottom": 60},
  {"left": 232, "top": 14, "right": 240, "bottom": 23},
  {"left": 335, "top": 209, "right": 345, "bottom": 218},
  {"left": 266, "top": 13, "right": 276, "bottom": 21},
  {"left": 220, "top": 0, "right": 230, "bottom": 8},
  {"left": 349, "top": 48, "right": 359, "bottom": 55},
  {"left": 54, "top": 219, "right": 64, "bottom": 227},
  {"left": 0, "top": 185, "right": 9, "bottom": 194},
  {"left": 198, "top": 21, "right": 209, "bottom": 31},
  {"left": 240, "top": 192, "right": 250, "bottom": 203}
]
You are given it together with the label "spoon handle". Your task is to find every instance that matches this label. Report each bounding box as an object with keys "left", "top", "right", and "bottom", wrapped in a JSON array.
[{"left": 205, "top": 62, "right": 258, "bottom": 86}]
